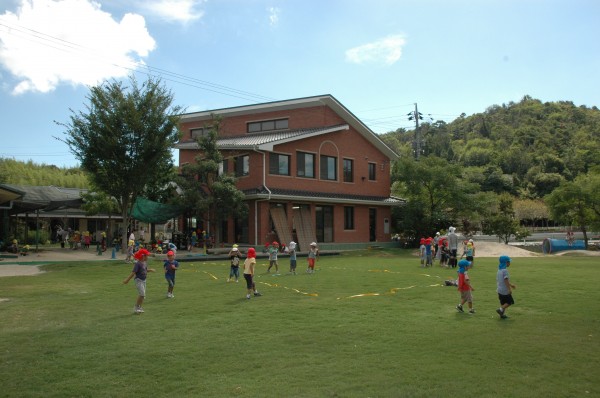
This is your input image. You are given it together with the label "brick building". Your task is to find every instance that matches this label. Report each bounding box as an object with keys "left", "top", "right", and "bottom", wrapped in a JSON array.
[{"left": 176, "top": 95, "right": 403, "bottom": 251}]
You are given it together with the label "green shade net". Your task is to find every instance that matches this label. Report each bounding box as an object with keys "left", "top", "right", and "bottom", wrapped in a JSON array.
[{"left": 130, "top": 197, "right": 185, "bottom": 223}]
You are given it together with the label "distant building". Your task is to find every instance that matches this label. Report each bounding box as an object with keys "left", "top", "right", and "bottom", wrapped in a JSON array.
[{"left": 175, "top": 94, "right": 403, "bottom": 250}]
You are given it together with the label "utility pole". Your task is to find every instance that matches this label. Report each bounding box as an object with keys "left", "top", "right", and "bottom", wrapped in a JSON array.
[{"left": 407, "top": 103, "right": 423, "bottom": 160}]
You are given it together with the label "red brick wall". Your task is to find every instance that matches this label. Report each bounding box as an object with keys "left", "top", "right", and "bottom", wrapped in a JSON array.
[{"left": 178, "top": 102, "right": 394, "bottom": 245}]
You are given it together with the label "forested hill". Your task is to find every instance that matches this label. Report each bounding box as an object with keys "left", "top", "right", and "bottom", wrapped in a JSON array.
[
  {"left": 0, "top": 159, "right": 89, "bottom": 188},
  {"left": 381, "top": 96, "right": 600, "bottom": 199}
]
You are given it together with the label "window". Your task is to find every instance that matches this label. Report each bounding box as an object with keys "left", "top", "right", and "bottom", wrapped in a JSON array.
[
  {"left": 343, "top": 158, "right": 353, "bottom": 183},
  {"left": 297, "top": 152, "right": 315, "bottom": 178},
  {"left": 320, "top": 155, "right": 337, "bottom": 181},
  {"left": 234, "top": 155, "right": 249, "bottom": 177},
  {"left": 247, "top": 118, "right": 288, "bottom": 133},
  {"left": 368, "top": 162, "right": 377, "bottom": 181},
  {"left": 344, "top": 206, "right": 355, "bottom": 230},
  {"left": 269, "top": 153, "right": 290, "bottom": 176},
  {"left": 218, "top": 159, "right": 229, "bottom": 176},
  {"left": 190, "top": 127, "right": 209, "bottom": 139}
]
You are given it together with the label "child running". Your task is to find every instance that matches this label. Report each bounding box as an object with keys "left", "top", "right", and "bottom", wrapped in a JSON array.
[
  {"left": 456, "top": 259, "right": 475, "bottom": 314},
  {"left": 228, "top": 245, "right": 242, "bottom": 282},
  {"left": 243, "top": 247, "right": 261, "bottom": 299},
  {"left": 496, "top": 255, "right": 516, "bottom": 319},
  {"left": 122, "top": 248, "right": 155, "bottom": 314},
  {"left": 164, "top": 250, "right": 179, "bottom": 298}
]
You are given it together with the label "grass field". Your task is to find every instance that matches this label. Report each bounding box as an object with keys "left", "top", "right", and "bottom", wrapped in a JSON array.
[{"left": 0, "top": 249, "right": 598, "bottom": 397}]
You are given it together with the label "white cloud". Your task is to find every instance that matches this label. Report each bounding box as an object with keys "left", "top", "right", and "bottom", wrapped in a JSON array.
[
  {"left": 268, "top": 6, "right": 280, "bottom": 27},
  {"left": 345, "top": 35, "right": 406, "bottom": 66},
  {"left": 0, "top": 0, "right": 156, "bottom": 95},
  {"left": 138, "top": 0, "right": 205, "bottom": 24}
]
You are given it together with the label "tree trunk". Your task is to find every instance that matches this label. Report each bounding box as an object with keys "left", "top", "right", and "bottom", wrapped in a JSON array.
[{"left": 121, "top": 202, "right": 129, "bottom": 254}]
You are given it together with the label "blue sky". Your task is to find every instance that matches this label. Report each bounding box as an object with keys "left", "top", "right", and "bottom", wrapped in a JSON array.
[{"left": 1, "top": 0, "right": 598, "bottom": 168}]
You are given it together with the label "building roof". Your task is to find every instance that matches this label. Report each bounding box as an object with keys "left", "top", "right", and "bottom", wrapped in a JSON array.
[
  {"left": 177, "top": 94, "right": 399, "bottom": 160},
  {"left": 0, "top": 184, "right": 85, "bottom": 215},
  {"left": 242, "top": 186, "right": 405, "bottom": 206},
  {"left": 176, "top": 124, "right": 350, "bottom": 152}
]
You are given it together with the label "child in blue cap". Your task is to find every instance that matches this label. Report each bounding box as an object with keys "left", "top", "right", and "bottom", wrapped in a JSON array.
[
  {"left": 456, "top": 259, "right": 475, "bottom": 314},
  {"left": 496, "top": 255, "right": 516, "bottom": 319}
]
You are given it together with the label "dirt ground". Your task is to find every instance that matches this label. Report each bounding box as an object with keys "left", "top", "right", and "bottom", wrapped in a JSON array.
[{"left": 0, "top": 241, "right": 596, "bottom": 278}]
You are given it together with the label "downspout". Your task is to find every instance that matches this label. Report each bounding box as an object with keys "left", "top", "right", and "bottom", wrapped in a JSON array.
[{"left": 253, "top": 147, "right": 271, "bottom": 246}]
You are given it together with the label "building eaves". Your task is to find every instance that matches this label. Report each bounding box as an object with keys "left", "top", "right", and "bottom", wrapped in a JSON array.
[
  {"left": 242, "top": 187, "right": 405, "bottom": 206},
  {"left": 175, "top": 125, "right": 350, "bottom": 151}
]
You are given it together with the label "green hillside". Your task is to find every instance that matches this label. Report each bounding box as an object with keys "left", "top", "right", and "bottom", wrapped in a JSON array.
[{"left": 381, "top": 96, "right": 600, "bottom": 199}]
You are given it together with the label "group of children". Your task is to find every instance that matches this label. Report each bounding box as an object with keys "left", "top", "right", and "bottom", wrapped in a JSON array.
[
  {"left": 122, "top": 248, "right": 180, "bottom": 314},
  {"left": 454, "top": 254, "right": 517, "bottom": 319},
  {"left": 123, "top": 241, "right": 320, "bottom": 313},
  {"left": 123, "top": 240, "right": 515, "bottom": 320},
  {"left": 420, "top": 235, "right": 475, "bottom": 269}
]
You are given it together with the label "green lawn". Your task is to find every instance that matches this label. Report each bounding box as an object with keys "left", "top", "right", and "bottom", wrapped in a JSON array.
[{"left": 0, "top": 250, "right": 598, "bottom": 397}]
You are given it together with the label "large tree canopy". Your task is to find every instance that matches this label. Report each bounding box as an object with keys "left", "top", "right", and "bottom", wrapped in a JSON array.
[{"left": 57, "top": 75, "right": 182, "bottom": 251}]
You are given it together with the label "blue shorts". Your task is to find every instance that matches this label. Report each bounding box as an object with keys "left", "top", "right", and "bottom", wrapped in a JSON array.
[
  {"left": 290, "top": 259, "right": 297, "bottom": 269},
  {"left": 165, "top": 274, "right": 175, "bottom": 287}
]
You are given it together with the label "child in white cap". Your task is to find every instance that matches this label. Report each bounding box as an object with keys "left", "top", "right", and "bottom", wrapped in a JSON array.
[{"left": 288, "top": 241, "right": 297, "bottom": 274}]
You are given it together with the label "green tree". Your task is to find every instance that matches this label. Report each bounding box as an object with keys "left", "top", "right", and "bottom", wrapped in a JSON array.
[
  {"left": 482, "top": 193, "right": 519, "bottom": 244},
  {"left": 392, "top": 155, "right": 479, "bottom": 241},
  {"left": 57, "top": 75, "right": 182, "bottom": 252},
  {"left": 80, "top": 190, "right": 119, "bottom": 242},
  {"left": 545, "top": 172, "right": 600, "bottom": 248},
  {"left": 178, "top": 117, "right": 247, "bottom": 246}
]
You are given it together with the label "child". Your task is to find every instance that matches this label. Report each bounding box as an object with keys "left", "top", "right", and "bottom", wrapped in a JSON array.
[
  {"left": 419, "top": 238, "right": 426, "bottom": 267},
  {"left": 307, "top": 242, "right": 319, "bottom": 274},
  {"left": 164, "top": 250, "right": 179, "bottom": 298},
  {"left": 243, "top": 247, "right": 261, "bottom": 299},
  {"left": 456, "top": 259, "right": 475, "bottom": 314},
  {"left": 228, "top": 245, "right": 242, "bottom": 282},
  {"left": 440, "top": 240, "right": 450, "bottom": 268},
  {"left": 288, "top": 241, "right": 297, "bottom": 275},
  {"left": 496, "top": 255, "right": 516, "bottom": 319},
  {"left": 122, "top": 248, "right": 155, "bottom": 314},
  {"left": 125, "top": 239, "right": 134, "bottom": 263},
  {"left": 267, "top": 241, "right": 279, "bottom": 273},
  {"left": 425, "top": 237, "right": 433, "bottom": 267}
]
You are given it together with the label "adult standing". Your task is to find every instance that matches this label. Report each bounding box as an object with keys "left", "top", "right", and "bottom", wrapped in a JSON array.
[
  {"left": 447, "top": 226, "right": 459, "bottom": 268},
  {"left": 434, "top": 232, "right": 441, "bottom": 263}
]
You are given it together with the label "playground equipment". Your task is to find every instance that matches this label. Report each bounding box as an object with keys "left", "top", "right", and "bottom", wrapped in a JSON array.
[{"left": 542, "top": 238, "right": 585, "bottom": 254}]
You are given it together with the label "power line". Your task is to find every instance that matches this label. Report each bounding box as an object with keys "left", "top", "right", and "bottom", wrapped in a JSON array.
[{"left": 0, "top": 20, "right": 276, "bottom": 103}]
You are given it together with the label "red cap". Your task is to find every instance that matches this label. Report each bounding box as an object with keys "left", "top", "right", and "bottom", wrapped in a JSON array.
[
  {"left": 247, "top": 247, "right": 256, "bottom": 258},
  {"left": 134, "top": 248, "right": 151, "bottom": 260},
  {"left": 167, "top": 250, "right": 175, "bottom": 256}
]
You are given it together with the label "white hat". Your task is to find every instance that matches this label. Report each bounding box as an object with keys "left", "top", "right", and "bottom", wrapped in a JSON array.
[
  {"left": 289, "top": 241, "right": 297, "bottom": 250},
  {"left": 436, "top": 232, "right": 440, "bottom": 236},
  {"left": 232, "top": 247, "right": 239, "bottom": 252},
  {"left": 310, "top": 242, "right": 317, "bottom": 246}
]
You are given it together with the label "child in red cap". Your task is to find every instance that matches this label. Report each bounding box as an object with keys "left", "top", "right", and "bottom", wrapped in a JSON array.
[
  {"left": 123, "top": 248, "right": 155, "bottom": 314},
  {"left": 243, "top": 247, "right": 261, "bottom": 299},
  {"left": 164, "top": 250, "right": 179, "bottom": 298}
]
